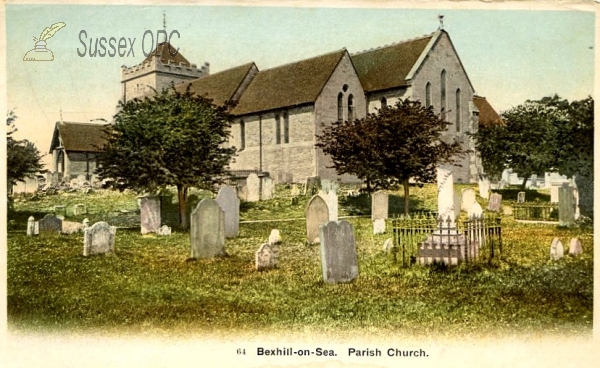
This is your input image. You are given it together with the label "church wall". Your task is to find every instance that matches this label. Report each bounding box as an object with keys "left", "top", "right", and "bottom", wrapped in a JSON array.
[
  {"left": 366, "top": 88, "right": 409, "bottom": 113},
  {"left": 66, "top": 152, "right": 98, "bottom": 180},
  {"left": 122, "top": 73, "right": 155, "bottom": 101}
]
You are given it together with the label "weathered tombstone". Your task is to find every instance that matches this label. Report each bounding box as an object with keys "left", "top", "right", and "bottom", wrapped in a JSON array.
[
  {"left": 190, "top": 199, "right": 225, "bottom": 259},
  {"left": 157, "top": 225, "right": 172, "bottom": 236},
  {"left": 138, "top": 195, "right": 161, "bottom": 235},
  {"left": 290, "top": 185, "right": 300, "bottom": 197},
  {"left": 468, "top": 202, "right": 483, "bottom": 218},
  {"left": 268, "top": 229, "right": 281, "bottom": 245},
  {"left": 373, "top": 218, "right": 385, "bottom": 234},
  {"left": 83, "top": 222, "right": 116, "bottom": 256},
  {"left": 255, "top": 243, "right": 278, "bottom": 271},
  {"left": 215, "top": 185, "right": 240, "bottom": 238},
  {"left": 237, "top": 185, "right": 248, "bottom": 202},
  {"left": 568, "top": 238, "right": 583, "bottom": 256},
  {"left": 304, "top": 176, "right": 321, "bottom": 196},
  {"left": 517, "top": 192, "right": 526, "bottom": 203},
  {"left": 246, "top": 174, "right": 260, "bottom": 202},
  {"left": 478, "top": 176, "right": 490, "bottom": 199},
  {"left": 487, "top": 193, "right": 502, "bottom": 212},
  {"left": 550, "top": 185, "right": 560, "bottom": 203},
  {"left": 305, "top": 195, "right": 329, "bottom": 243},
  {"left": 262, "top": 176, "right": 274, "bottom": 200},
  {"left": 318, "top": 189, "right": 338, "bottom": 222},
  {"left": 558, "top": 184, "right": 575, "bottom": 227},
  {"left": 550, "top": 237, "right": 564, "bottom": 260},
  {"left": 461, "top": 188, "right": 477, "bottom": 212},
  {"left": 54, "top": 205, "right": 67, "bottom": 218},
  {"left": 437, "top": 166, "right": 457, "bottom": 228},
  {"left": 371, "top": 190, "right": 389, "bottom": 220},
  {"left": 319, "top": 220, "right": 359, "bottom": 283},
  {"left": 383, "top": 238, "right": 394, "bottom": 252},
  {"left": 38, "top": 214, "right": 62, "bottom": 233},
  {"left": 26, "top": 216, "right": 38, "bottom": 236},
  {"left": 72, "top": 204, "right": 87, "bottom": 216}
]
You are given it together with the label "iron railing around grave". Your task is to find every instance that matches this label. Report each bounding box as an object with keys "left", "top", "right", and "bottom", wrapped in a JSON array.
[
  {"left": 513, "top": 203, "right": 558, "bottom": 222},
  {"left": 391, "top": 212, "right": 502, "bottom": 267}
]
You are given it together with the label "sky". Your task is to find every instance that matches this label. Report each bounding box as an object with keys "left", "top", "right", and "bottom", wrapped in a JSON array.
[{"left": 3, "top": 2, "right": 596, "bottom": 167}]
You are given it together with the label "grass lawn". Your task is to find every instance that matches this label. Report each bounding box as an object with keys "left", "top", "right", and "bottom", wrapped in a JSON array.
[{"left": 6, "top": 184, "right": 594, "bottom": 339}]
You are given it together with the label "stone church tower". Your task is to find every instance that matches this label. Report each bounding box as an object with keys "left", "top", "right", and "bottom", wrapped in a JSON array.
[{"left": 120, "top": 42, "right": 209, "bottom": 102}]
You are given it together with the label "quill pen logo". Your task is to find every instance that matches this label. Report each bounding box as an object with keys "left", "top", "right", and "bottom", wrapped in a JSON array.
[{"left": 23, "top": 22, "right": 66, "bottom": 61}]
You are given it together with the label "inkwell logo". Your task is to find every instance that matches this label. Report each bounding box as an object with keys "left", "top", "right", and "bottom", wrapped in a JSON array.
[{"left": 23, "top": 22, "right": 66, "bottom": 61}]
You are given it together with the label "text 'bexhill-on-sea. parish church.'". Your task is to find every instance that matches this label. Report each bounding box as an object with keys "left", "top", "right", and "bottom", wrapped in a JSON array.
[{"left": 49, "top": 28, "right": 502, "bottom": 185}]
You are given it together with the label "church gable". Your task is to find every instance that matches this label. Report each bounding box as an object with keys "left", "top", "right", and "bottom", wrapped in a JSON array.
[{"left": 50, "top": 122, "right": 108, "bottom": 153}]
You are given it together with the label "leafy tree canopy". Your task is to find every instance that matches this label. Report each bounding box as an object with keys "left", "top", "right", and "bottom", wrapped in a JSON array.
[
  {"left": 6, "top": 110, "right": 46, "bottom": 188},
  {"left": 96, "top": 87, "right": 237, "bottom": 227}
]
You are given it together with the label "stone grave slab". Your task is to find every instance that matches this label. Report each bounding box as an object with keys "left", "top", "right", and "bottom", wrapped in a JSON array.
[
  {"left": 319, "top": 220, "right": 359, "bottom": 283},
  {"left": 371, "top": 190, "right": 389, "bottom": 220},
  {"left": 246, "top": 174, "right": 260, "bottom": 202},
  {"left": 83, "top": 221, "right": 116, "bottom": 256},
  {"left": 487, "top": 193, "right": 502, "bottom": 212},
  {"left": 306, "top": 195, "right": 329, "bottom": 244},
  {"left": 190, "top": 199, "right": 225, "bottom": 259},
  {"left": 38, "top": 214, "right": 62, "bottom": 233},
  {"left": 216, "top": 185, "right": 240, "bottom": 238},
  {"left": 255, "top": 243, "right": 278, "bottom": 271},
  {"left": 568, "top": 238, "right": 582, "bottom": 256},
  {"left": 550, "top": 238, "right": 564, "bottom": 260},
  {"left": 138, "top": 195, "right": 161, "bottom": 235}
]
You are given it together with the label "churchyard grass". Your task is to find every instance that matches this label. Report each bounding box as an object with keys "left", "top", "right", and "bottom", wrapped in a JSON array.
[{"left": 7, "top": 185, "right": 593, "bottom": 338}]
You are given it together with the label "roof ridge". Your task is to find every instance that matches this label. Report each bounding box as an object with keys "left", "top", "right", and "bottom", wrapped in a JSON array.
[
  {"left": 350, "top": 32, "right": 436, "bottom": 56},
  {"left": 256, "top": 48, "right": 346, "bottom": 74},
  {"left": 58, "top": 121, "right": 107, "bottom": 125},
  {"left": 204, "top": 61, "right": 256, "bottom": 77}
]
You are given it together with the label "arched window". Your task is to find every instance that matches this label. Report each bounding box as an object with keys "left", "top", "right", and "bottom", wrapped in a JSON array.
[
  {"left": 425, "top": 82, "right": 432, "bottom": 108},
  {"left": 347, "top": 94, "right": 354, "bottom": 122},
  {"left": 337, "top": 92, "right": 344, "bottom": 122},
  {"left": 275, "top": 114, "right": 281, "bottom": 144},
  {"left": 380, "top": 97, "right": 387, "bottom": 108},
  {"left": 283, "top": 112, "right": 289, "bottom": 144},
  {"left": 440, "top": 70, "right": 447, "bottom": 120},
  {"left": 455, "top": 88, "right": 461, "bottom": 132},
  {"left": 239, "top": 120, "right": 245, "bottom": 150}
]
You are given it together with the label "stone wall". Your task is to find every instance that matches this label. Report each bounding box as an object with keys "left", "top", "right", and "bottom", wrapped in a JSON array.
[{"left": 66, "top": 152, "right": 98, "bottom": 179}]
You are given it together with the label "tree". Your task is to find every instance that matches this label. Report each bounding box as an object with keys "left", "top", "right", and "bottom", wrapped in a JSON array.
[
  {"left": 96, "top": 87, "right": 237, "bottom": 228},
  {"left": 6, "top": 110, "right": 45, "bottom": 190},
  {"left": 317, "top": 98, "right": 464, "bottom": 214}
]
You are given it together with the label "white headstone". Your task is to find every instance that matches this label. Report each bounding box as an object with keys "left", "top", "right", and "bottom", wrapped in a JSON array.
[
  {"left": 373, "top": 218, "right": 385, "bottom": 234},
  {"left": 371, "top": 190, "right": 389, "bottom": 220},
  {"left": 290, "top": 185, "right": 300, "bottom": 197},
  {"left": 83, "top": 222, "right": 116, "bottom": 256},
  {"left": 268, "top": 229, "right": 281, "bottom": 245},
  {"left": 246, "top": 174, "right": 260, "bottom": 202},
  {"left": 318, "top": 189, "right": 338, "bottom": 222},
  {"left": 190, "top": 199, "right": 225, "bottom": 259},
  {"left": 82, "top": 218, "right": 90, "bottom": 229},
  {"left": 461, "top": 188, "right": 477, "bottom": 212},
  {"left": 306, "top": 195, "right": 329, "bottom": 243},
  {"left": 255, "top": 243, "right": 278, "bottom": 271},
  {"left": 27, "top": 216, "right": 38, "bottom": 236},
  {"left": 138, "top": 195, "right": 161, "bottom": 235},
  {"left": 157, "top": 225, "right": 172, "bottom": 236},
  {"left": 319, "top": 220, "right": 359, "bottom": 283},
  {"left": 468, "top": 202, "right": 484, "bottom": 218},
  {"left": 62, "top": 221, "right": 84, "bottom": 234},
  {"left": 383, "top": 238, "right": 394, "bottom": 252},
  {"left": 478, "top": 176, "right": 490, "bottom": 199},
  {"left": 568, "top": 238, "right": 583, "bottom": 256},
  {"left": 262, "top": 176, "right": 274, "bottom": 200},
  {"left": 437, "top": 166, "right": 457, "bottom": 228},
  {"left": 517, "top": 192, "right": 526, "bottom": 203},
  {"left": 550, "top": 186, "right": 560, "bottom": 203},
  {"left": 550, "top": 238, "right": 564, "bottom": 261},
  {"left": 215, "top": 185, "right": 240, "bottom": 238}
]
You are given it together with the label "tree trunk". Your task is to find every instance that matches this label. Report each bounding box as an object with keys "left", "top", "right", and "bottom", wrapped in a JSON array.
[
  {"left": 177, "top": 184, "right": 189, "bottom": 229},
  {"left": 521, "top": 175, "right": 529, "bottom": 191},
  {"left": 403, "top": 179, "right": 410, "bottom": 215}
]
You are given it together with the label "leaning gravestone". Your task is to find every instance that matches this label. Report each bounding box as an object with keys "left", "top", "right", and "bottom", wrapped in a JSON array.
[
  {"left": 568, "top": 238, "right": 583, "bottom": 256},
  {"left": 262, "top": 176, "right": 274, "bottom": 200},
  {"left": 215, "top": 185, "right": 240, "bottom": 238},
  {"left": 558, "top": 184, "right": 575, "bottom": 227},
  {"left": 306, "top": 195, "right": 329, "bottom": 243},
  {"left": 517, "top": 192, "right": 526, "bottom": 203},
  {"left": 461, "top": 188, "right": 476, "bottom": 212},
  {"left": 83, "top": 221, "right": 116, "bottom": 256},
  {"left": 319, "top": 220, "right": 359, "bottom": 283},
  {"left": 38, "top": 214, "right": 62, "bottom": 233},
  {"left": 550, "top": 238, "right": 564, "bottom": 261},
  {"left": 190, "top": 199, "right": 225, "bottom": 259},
  {"left": 371, "top": 190, "right": 389, "bottom": 221},
  {"left": 246, "top": 174, "right": 260, "bottom": 202},
  {"left": 487, "top": 193, "right": 502, "bottom": 212},
  {"left": 138, "top": 195, "right": 161, "bottom": 235},
  {"left": 255, "top": 243, "right": 278, "bottom": 271}
]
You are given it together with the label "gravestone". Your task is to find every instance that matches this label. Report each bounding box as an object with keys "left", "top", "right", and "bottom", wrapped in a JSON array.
[
  {"left": 373, "top": 218, "right": 385, "bottom": 234},
  {"left": 550, "top": 238, "right": 564, "bottom": 260},
  {"left": 468, "top": 202, "right": 483, "bottom": 219},
  {"left": 190, "top": 199, "right": 225, "bottom": 259},
  {"left": 268, "top": 229, "right": 281, "bottom": 245},
  {"left": 550, "top": 185, "right": 560, "bottom": 203},
  {"left": 305, "top": 195, "right": 329, "bottom": 243},
  {"left": 255, "top": 243, "right": 278, "bottom": 271},
  {"left": 371, "top": 190, "right": 389, "bottom": 221},
  {"left": 558, "top": 184, "right": 575, "bottom": 227},
  {"left": 304, "top": 176, "right": 321, "bottom": 195},
  {"left": 437, "top": 166, "right": 457, "bottom": 228},
  {"left": 157, "top": 225, "right": 171, "bottom": 236},
  {"left": 453, "top": 191, "right": 461, "bottom": 218},
  {"left": 383, "top": 238, "right": 394, "bottom": 252},
  {"left": 461, "top": 188, "right": 476, "bottom": 212},
  {"left": 487, "top": 193, "right": 502, "bottom": 212},
  {"left": 246, "top": 174, "right": 260, "bottom": 202},
  {"left": 319, "top": 220, "right": 359, "bottom": 283},
  {"left": 262, "top": 176, "right": 274, "bottom": 200},
  {"left": 318, "top": 188, "right": 338, "bottom": 222},
  {"left": 568, "top": 238, "right": 582, "bottom": 256},
  {"left": 517, "top": 192, "right": 526, "bottom": 203},
  {"left": 83, "top": 221, "right": 116, "bottom": 256},
  {"left": 83, "top": 218, "right": 90, "bottom": 229},
  {"left": 478, "top": 176, "right": 490, "bottom": 199},
  {"left": 138, "top": 195, "right": 161, "bottom": 235},
  {"left": 62, "top": 221, "right": 84, "bottom": 234},
  {"left": 54, "top": 205, "right": 67, "bottom": 218},
  {"left": 38, "top": 214, "right": 62, "bottom": 233},
  {"left": 73, "top": 204, "right": 87, "bottom": 216},
  {"left": 27, "top": 216, "right": 38, "bottom": 236},
  {"left": 237, "top": 185, "right": 248, "bottom": 202},
  {"left": 290, "top": 185, "right": 300, "bottom": 197},
  {"left": 215, "top": 185, "right": 240, "bottom": 238}
]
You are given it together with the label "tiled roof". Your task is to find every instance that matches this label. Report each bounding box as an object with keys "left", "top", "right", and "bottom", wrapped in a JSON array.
[
  {"left": 50, "top": 122, "right": 109, "bottom": 153},
  {"left": 473, "top": 96, "right": 504, "bottom": 127},
  {"left": 351, "top": 34, "right": 434, "bottom": 92},
  {"left": 175, "top": 62, "right": 257, "bottom": 105},
  {"left": 143, "top": 42, "right": 192, "bottom": 67},
  {"left": 232, "top": 49, "right": 347, "bottom": 116}
]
